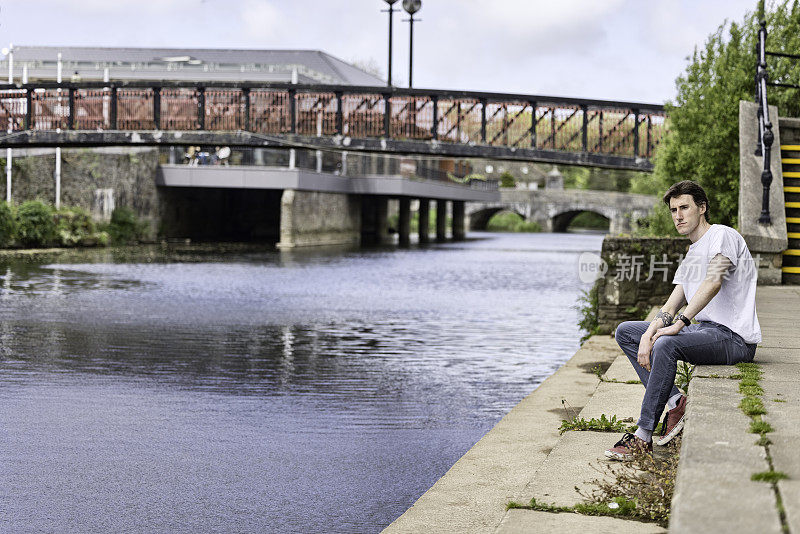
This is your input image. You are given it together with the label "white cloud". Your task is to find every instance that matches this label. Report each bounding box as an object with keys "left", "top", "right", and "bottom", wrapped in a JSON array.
[{"left": 238, "top": 0, "right": 286, "bottom": 43}]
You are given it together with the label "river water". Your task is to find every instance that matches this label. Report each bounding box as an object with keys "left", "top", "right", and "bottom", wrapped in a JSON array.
[{"left": 0, "top": 232, "right": 602, "bottom": 533}]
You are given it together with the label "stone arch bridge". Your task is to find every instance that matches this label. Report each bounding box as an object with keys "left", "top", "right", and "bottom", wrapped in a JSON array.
[{"left": 467, "top": 189, "right": 658, "bottom": 235}]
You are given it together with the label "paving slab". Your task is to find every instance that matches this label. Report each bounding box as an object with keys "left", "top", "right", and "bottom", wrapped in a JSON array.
[
  {"left": 757, "top": 337, "right": 800, "bottom": 349},
  {"left": 778, "top": 480, "right": 800, "bottom": 534},
  {"left": 754, "top": 347, "right": 800, "bottom": 364},
  {"left": 692, "top": 364, "right": 739, "bottom": 378},
  {"left": 496, "top": 509, "right": 666, "bottom": 534},
  {"left": 520, "top": 431, "right": 621, "bottom": 508},
  {"left": 382, "top": 344, "right": 613, "bottom": 533},
  {"left": 577, "top": 380, "right": 642, "bottom": 423},
  {"left": 668, "top": 378, "right": 781, "bottom": 534},
  {"left": 603, "top": 354, "right": 642, "bottom": 383}
]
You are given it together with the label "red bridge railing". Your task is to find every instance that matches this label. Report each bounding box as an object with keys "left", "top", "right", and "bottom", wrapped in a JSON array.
[{"left": 0, "top": 81, "right": 666, "bottom": 161}]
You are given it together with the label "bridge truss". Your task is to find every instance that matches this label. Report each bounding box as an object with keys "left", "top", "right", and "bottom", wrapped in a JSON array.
[{"left": 0, "top": 81, "right": 666, "bottom": 171}]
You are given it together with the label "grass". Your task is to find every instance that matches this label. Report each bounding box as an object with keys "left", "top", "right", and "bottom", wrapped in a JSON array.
[
  {"left": 750, "top": 420, "right": 774, "bottom": 434},
  {"left": 739, "top": 396, "right": 766, "bottom": 416},
  {"left": 507, "top": 496, "right": 640, "bottom": 521},
  {"left": 752, "top": 471, "right": 789, "bottom": 483},
  {"left": 559, "top": 414, "right": 637, "bottom": 435}
]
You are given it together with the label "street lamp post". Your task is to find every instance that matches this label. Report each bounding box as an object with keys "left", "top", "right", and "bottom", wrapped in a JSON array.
[
  {"left": 382, "top": 0, "right": 399, "bottom": 86},
  {"left": 402, "top": 0, "right": 421, "bottom": 88}
]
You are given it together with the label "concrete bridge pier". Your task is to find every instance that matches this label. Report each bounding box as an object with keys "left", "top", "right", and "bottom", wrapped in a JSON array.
[
  {"left": 277, "top": 189, "right": 361, "bottom": 248},
  {"left": 418, "top": 199, "right": 431, "bottom": 244},
  {"left": 453, "top": 201, "right": 465, "bottom": 241},
  {"left": 436, "top": 200, "right": 448, "bottom": 242},
  {"left": 398, "top": 198, "right": 411, "bottom": 247},
  {"left": 361, "top": 196, "right": 391, "bottom": 245}
]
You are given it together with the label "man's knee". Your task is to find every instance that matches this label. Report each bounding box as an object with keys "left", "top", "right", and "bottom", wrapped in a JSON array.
[
  {"left": 652, "top": 336, "right": 679, "bottom": 361},
  {"left": 615, "top": 321, "right": 634, "bottom": 345}
]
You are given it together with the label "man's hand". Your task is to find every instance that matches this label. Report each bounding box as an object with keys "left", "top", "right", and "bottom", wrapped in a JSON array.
[
  {"left": 653, "top": 322, "right": 684, "bottom": 341},
  {"left": 638, "top": 334, "right": 654, "bottom": 372}
]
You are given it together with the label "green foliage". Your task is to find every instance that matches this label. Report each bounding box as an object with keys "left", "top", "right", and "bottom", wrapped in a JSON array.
[
  {"left": 486, "top": 211, "right": 541, "bottom": 232},
  {"left": 15, "top": 200, "right": 55, "bottom": 247},
  {"left": 107, "top": 206, "right": 146, "bottom": 245},
  {"left": 649, "top": 2, "right": 800, "bottom": 231},
  {"left": 675, "top": 362, "right": 695, "bottom": 395},
  {"left": 576, "top": 282, "right": 600, "bottom": 344},
  {"left": 740, "top": 395, "right": 766, "bottom": 416},
  {"left": 54, "top": 206, "right": 98, "bottom": 246},
  {"left": 0, "top": 201, "right": 16, "bottom": 247},
  {"left": 559, "top": 413, "right": 637, "bottom": 435},
  {"left": 749, "top": 419, "right": 773, "bottom": 434},
  {"left": 499, "top": 171, "right": 516, "bottom": 188},
  {"left": 569, "top": 211, "right": 609, "bottom": 230},
  {"left": 751, "top": 470, "right": 789, "bottom": 483}
]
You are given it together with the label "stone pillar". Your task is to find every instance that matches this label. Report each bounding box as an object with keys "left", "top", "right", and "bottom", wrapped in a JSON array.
[
  {"left": 452, "top": 200, "right": 465, "bottom": 241},
  {"left": 361, "top": 196, "right": 390, "bottom": 245},
  {"left": 398, "top": 197, "right": 411, "bottom": 247},
  {"left": 436, "top": 199, "right": 448, "bottom": 242},
  {"left": 278, "top": 189, "right": 360, "bottom": 248},
  {"left": 739, "top": 100, "right": 788, "bottom": 284},
  {"left": 418, "top": 198, "right": 430, "bottom": 244}
]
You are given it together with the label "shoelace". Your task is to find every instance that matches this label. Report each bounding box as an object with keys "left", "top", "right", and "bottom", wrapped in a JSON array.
[{"left": 613, "top": 432, "right": 636, "bottom": 448}]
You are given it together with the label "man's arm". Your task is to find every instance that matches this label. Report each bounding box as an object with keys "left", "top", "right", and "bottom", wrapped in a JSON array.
[
  {"left": 638, "top": 254, "right": 732, "bottom": 371},
  {"left": 641, "top": 284, "right": 687, "bottom": 340},
  {"left": 680, "top": 253, "right": 732, "bottom": 320}
]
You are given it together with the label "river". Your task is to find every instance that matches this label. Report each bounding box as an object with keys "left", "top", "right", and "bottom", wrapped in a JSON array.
[{"left": 0, "top": 231, "right": 603, "bottom": 533}]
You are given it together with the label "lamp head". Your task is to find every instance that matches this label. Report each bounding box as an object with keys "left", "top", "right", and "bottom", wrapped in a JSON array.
[
  {"left": 383, "top": 0, "right": 400, "bottom": 4},
  {"left": 402, "top": 0, "right": 421, "bottom": 15}
]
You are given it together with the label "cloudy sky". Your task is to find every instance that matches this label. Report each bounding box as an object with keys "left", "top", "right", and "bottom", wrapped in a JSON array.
[{"left": 1, "top": 0, "right": 758, "bottom": 104}]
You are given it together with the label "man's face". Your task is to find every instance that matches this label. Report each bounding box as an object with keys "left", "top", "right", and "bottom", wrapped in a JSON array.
[{"left": 669, "top": 194, "right": 705, "bottom": 235}]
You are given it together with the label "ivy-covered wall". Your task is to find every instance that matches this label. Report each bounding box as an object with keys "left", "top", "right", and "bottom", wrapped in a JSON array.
[{"left": 5, "top": 147, "right": 159, "bottom": 239}]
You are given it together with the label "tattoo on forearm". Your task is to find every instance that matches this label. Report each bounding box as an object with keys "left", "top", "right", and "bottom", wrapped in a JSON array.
[{"left": 655, "top": 310, "right": 673, "bottom": 328}]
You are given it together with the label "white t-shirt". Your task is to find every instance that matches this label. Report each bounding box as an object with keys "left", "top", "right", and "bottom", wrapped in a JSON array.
[{"left": 672, "top": 224, "right": 762, "bottom": 344}]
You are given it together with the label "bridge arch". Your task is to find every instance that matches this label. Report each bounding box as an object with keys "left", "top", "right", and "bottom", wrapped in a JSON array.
[
  {"left": 468, "top": 207, "right": 527, "bottom": 231},
  {"left": 551, "top": 209, "right": 611, "bottom": 232}
]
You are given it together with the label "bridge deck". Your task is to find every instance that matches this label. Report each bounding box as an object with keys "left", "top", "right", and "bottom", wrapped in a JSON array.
[{"left": 157, "top": 164, "right": 500, "bottom": 202}]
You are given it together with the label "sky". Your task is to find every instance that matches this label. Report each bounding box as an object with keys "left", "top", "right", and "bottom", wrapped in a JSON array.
[{"left": 0, "top": 0, "right": 759, "bottom": 104}]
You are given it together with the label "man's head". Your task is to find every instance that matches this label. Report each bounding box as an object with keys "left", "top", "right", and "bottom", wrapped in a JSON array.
[{"left": 662, "top": 180, "right": 710, "bottom": 234}]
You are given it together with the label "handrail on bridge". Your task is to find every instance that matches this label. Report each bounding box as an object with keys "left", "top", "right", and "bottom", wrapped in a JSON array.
[{"left": 0, "top": 80, "right": 666, "bottom": 165}]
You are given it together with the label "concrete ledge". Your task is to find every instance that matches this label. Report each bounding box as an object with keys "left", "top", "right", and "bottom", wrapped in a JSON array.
[
  {"left": 668, "top": 377, "right": 781, "bottom": 533},
  {"left": 496, "top": 509, "right": 666, "bottom": 534}
]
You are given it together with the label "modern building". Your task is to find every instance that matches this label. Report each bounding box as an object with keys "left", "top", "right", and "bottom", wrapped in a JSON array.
[{"left": 0, "top": 46, "right": 385, "bottom": 86}]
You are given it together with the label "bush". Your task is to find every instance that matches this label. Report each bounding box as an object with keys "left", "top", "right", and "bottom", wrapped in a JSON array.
[
  {"left": 54, "top": 206, "right": 97, "bottom": 246},
  {"left": 16, "top": 200, "right": 55, "bottom": 247},
  {"left": 0, "top": 201, "right": 15, "bottom": 247},
  {"left": 499, "top": 171, "right": 516, "bottom": 188},
  {"left": 107, "top": 206, "right": 145, "bottom": 245}
]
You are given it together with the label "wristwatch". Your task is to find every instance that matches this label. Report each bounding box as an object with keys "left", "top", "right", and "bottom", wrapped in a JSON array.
[{"left": 677, "top": 314, "right": 691, "bottom": 327}]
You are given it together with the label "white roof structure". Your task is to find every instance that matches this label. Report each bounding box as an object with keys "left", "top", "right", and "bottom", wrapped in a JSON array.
[{"left": 0, "top": 46, "right": 386, "bottom": 86}]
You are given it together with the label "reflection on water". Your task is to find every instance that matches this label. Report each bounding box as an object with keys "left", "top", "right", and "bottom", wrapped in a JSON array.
[{"left": 0, "top": 232, "right": 603, "bottom": 533}]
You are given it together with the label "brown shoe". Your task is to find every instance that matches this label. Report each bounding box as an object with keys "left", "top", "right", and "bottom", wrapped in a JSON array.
[
  {"left": 656, "top": 395, "right": 687, "bottom": 446},
  {"left": 605, "top": 433, "right": 653, "bottom": 461}
]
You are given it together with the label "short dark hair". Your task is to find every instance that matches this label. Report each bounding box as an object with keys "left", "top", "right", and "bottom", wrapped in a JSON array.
[{"left": 662, "top": 180, "right": 710, "bottom": 222}]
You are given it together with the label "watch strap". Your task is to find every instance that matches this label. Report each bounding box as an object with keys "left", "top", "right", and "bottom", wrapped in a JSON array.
[{"left": 678, "top": 314, "right": 691, "bottom": 327}]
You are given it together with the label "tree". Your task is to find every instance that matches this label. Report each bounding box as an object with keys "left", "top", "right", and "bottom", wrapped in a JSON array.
[{"left": 643, "top": 0, "right": 800, "bottom": 233}]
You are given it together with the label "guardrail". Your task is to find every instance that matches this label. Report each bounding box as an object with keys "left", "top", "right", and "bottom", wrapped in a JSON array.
[{"left": 0, "top": 81, "right": 666, "bottom": 166}]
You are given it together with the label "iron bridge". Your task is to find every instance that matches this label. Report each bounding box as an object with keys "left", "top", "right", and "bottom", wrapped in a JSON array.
[{"left": 0, "top": 81, "right": 666, "bottom": 171}]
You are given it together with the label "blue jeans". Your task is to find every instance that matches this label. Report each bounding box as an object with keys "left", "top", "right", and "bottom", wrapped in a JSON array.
[{"left": 614, "top": 320, "right": 757, "bottom": 431}]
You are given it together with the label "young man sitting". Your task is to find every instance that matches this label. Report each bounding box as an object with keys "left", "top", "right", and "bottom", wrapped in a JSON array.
[{"left": 606, "top": 180, "right": 761, "bottom": 460}]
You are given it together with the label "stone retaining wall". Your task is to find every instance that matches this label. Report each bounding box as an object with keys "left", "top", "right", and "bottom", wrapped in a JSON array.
[{"left": 595, "top": 236, "right": 689, "bottom": 334}]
